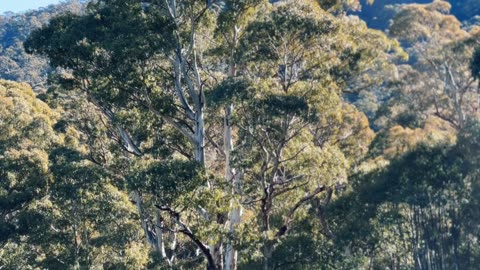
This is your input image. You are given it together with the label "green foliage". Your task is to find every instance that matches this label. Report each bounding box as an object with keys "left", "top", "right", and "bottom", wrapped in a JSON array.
[
  {"left": 24, "top": 0, "right": 176, "bottom": 113},
  {"left": 0, "top": 80, "right": 56, "bottom": 243},
  {"left": 327, "top": 121, "right": 480, "bottom": 269},
  {"left": 385, "top": 1, "right": 480, "bottom": 129},
  {"left": 207, "top": 78, "right": 254, "bottom": 106},
  {"left": 2, "top": 0, "right": 478, "bottom": 269},
  {"left": 0, "top": 80, "right": 148, "bottom": 269},
  {"left": 130, "top": 160, "right": 207, "bottom": 206}
]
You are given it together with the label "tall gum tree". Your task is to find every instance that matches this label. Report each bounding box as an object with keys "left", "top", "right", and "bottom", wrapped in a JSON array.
[
  {"left": 25, "top": 0, "right": 401, "bottom": 269},
  {"left": 0, "top": 80, "right": 147, "bottom": 269},
  {"left": 0, "top": 80, "right": 57, "bottom": 250},
  {"left": 25, "top": 1, "right": 222, "bottom": 268},
  {"left": 389, "top": 0, "right": 480, "bottom": 129},
  {"left": 209, "top": 1, "right": 265, "bottom": 269},
  {"left": 24, "top": 0, "right": 252, "bottom": 268},
  {"left": 326, "top": 121, "right": 480, "bottom": 269},
  {"left": 209, "top": 1, "right": 401, "bottom": 269}
]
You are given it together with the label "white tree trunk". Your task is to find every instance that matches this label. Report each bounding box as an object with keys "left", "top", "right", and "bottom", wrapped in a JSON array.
[
  {"left": 224, "top": 104, "right": 242, "bottom": 270},
  {"left": 225, "top": 26, "right": 242, "bottom": 270},
  {"left": 194, "top": 105, "right": 205, "bottom": 165},
  {"left": 132, "top": 191, "right": 156, "bottom": 248},
  {"left": 155, "top": 213, "right": 168, "bottom": 260}
]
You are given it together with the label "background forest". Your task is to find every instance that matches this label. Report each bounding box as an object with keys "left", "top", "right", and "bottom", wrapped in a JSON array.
[{"left": 1, "top": 0, "right": 479, "bottom": 269}]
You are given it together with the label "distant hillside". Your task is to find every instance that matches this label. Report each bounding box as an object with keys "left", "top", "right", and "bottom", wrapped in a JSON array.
[
  {"left": 0, "top": 0, "right": 86, "bottom": 91},
  {"left": 355, "top": 0, "right": 480, "bottom": 30}
]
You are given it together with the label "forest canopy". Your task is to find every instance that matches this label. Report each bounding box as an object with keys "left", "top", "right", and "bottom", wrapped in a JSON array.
[{"left": 1, "top": 0, "right": 479, "bottom": 269}]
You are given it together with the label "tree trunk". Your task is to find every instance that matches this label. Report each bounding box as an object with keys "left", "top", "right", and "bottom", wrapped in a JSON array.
[
  {"left": 454, "top": 92, "right": 465, "bottom": 129},
  {"left": 225, "top": 26, "right": 242, "bottom": 270},
  {"left": 73, "top": 220, "right": 81, "bottom": 270},
  {"left": 224, "top": 104, "right": 242, "bottom": 270},
  {"left": 263, "top": 243, "right": 273, "bottom": 270},
  {"left": 451, "top": 215, "right": 460, "bottom": 270},
  {"left": 155, "top": 213, "right": 169, "bottom": 263},
  {"left": 261, "top": 197, "right": 272, "bottom": 270},
  {"left": 194, "top": 104, "right": 205, "bottom": 165}
]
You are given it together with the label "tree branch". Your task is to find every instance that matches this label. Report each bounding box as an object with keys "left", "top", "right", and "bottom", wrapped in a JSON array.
[
  {"left": 155, "top": 205, "right": 217, "bottom": 270},
  {"left": 276, "top": 185, "right": 326, "bottom": 237}
]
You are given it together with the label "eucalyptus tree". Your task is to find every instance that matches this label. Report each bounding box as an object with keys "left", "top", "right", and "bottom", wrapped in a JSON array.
[
  {"left": 326, "top": 120, "right": 480, "bottom": 269},
  {"left": 0, "top": 80, "right": 146, "bottom": 269},
  {"left": 389, "top": 0, "right": 480, "bottom": 129},
  {"left": 0, "top": 80, "right": 57, "bottom": 250},
  {"left": 210, "top": 1, "right": 265, "bottom": 269},
  {"left": 25, "top": 0, "right": 401, "bottom": 269},
  {"left": 209, "top": 1, "right": 400, "bottom": 269},
  {"left": 25, "top": 1, "right": 223, "bottom": 268}
]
